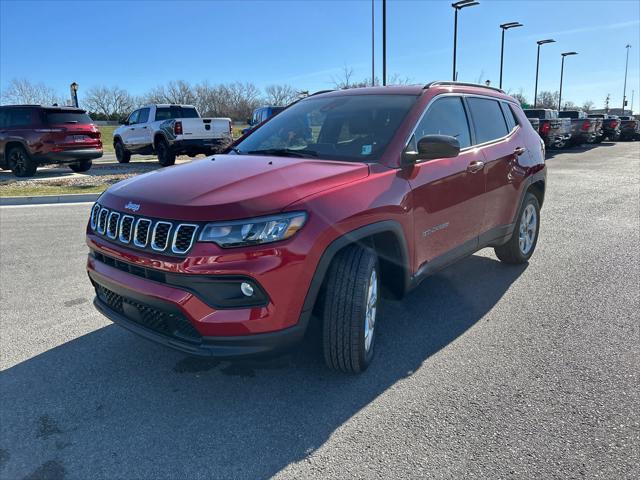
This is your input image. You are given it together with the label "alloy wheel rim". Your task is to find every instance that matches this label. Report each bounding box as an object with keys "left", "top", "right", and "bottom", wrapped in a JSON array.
[
  {"left": 519, "top": 204, "right": 537, "bottom": 255},
  {"left": 364, "top": 269, "right": 378, "bottom": 352},
  {"left": 10, "top": 151, "right": 26, "bottom": 175}
]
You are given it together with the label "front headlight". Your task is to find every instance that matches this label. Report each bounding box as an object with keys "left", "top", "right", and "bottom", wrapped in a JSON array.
[{"left": 199, "top": 212, "right": 307, "bottom": 248}]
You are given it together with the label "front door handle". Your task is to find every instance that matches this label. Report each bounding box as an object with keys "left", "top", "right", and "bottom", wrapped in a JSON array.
[
  {"left": 514, "top": 147, "right": 526, "bottom": 156},
  {"left": 467, "top": 161, "right": 484, "bottom": 173},
  {"left": 129, "top": 127, "right": 135, "bottom": 130}
]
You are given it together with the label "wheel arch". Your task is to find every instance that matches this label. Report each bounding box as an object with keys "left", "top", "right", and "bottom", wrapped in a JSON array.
[
  {"left": 528, "top": 179, "right": 545, "bottom": 208},
  {"left": 298, "top": 220, "right": 411, "bottom": 332}
]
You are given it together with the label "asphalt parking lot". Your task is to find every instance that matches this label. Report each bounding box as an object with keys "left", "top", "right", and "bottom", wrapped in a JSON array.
[{"left": 0, "top": 142, "right": 638, "bottom": 479}]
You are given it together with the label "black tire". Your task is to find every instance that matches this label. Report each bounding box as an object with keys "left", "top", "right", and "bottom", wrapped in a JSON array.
[
  {"left": 156, "top": 138, "right": 176, "bottom": 167},
  {"left": 322, "top": 245, "right": 379, "bottom": 373},
  {"left": 69, "top": 159, "right": 92, "bottom": 173},
  {"left": 494, "top": 192, "right": 541, "bottom": 264},
  {"left": 114, "top": 140, "right": 131, "bottom": 163},
  {"left": 7, "top": 145, "right": 37, "bottom": 177}
]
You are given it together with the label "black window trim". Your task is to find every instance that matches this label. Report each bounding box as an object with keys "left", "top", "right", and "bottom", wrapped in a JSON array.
[{"left": 404, "top": 93, "right": 521, "bottom": 156}]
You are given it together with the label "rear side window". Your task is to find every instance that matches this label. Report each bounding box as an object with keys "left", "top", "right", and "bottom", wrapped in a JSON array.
[
  {"left": 414, "top": 96, "right": 471, "bottom": 148},
  {"left": 44, "top": 111, "right": 92, "bottom": 125},
  {"left": 155, "top": 106, "right": 199, "bottom": 121},
  {"left": 467, "top": 97, "right": 509, "bottom": 144},
  {"left": 4, "top": 108, "right": 34, "bottom": 127},
  {"left": 500, "top": 102, "right": 519, "bottom": 132}
]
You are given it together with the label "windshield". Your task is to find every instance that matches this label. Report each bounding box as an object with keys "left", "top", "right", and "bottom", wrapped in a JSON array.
[
  {"left": 234, "top": 94, "right": 417, "bottom": 162},
  {"left": 44, "top": 110, "right": 93, "bottom": 124}
]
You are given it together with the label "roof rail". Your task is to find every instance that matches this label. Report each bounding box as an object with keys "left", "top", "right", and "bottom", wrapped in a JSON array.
[
  {"left": 309, "top": 89, "right": 335, "bottom": 97},
  {"left": 424, "top": 81, "right": 506, "bottom": 94}
]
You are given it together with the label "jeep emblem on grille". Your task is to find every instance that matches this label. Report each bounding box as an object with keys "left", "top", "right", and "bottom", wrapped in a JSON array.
[{"left": 124, "top": 201, "right": 140, "bottom": 212}]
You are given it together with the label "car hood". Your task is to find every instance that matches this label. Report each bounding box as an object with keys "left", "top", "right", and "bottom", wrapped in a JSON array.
[{"left": 99, "top": 154, "right": 369, "bottom": 221}]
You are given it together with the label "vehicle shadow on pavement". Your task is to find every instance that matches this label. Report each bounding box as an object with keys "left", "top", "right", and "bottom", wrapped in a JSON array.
[
  {"left": 0, "top": 254, "right": 526, "bottom": 480},
  {"left": 545, "top": 142, "right": 616, "bottom": 159}
]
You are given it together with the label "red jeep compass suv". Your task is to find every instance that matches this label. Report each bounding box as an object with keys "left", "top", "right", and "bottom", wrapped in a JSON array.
[
  {"left": 86, "top": 82, "right": 546, "bottom": 373},
  {"left": 0, "top": 105, "right": 103, "bottom": 177}
]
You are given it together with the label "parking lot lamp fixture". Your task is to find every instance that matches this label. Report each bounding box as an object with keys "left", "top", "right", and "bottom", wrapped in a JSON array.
[
  {"left": 534, "top": 39, "right": 556, "bottom": 107},
  {"left": 499, "top": 22, "right": 523, "bottom": 89},
  {"left": 558, "top": 52, "right": 578, "bottom": 111},
  {"left": 452, "top": 0, "right": 480, "bottom": 81}
]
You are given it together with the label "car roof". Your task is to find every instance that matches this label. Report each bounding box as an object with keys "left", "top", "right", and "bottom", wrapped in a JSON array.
[
  {"left": 146, "top": 104, "right": 196, "bottom": 108},
  {"left": 311, "top": 81, "right": 515, "bottom": 102},
  {"left": 0, "top": 104, "right": 85, "bottom": 111}
]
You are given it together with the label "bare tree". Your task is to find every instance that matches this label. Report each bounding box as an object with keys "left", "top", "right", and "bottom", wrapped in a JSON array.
[
  {"left": 142, "top": 80, "right": 196, "bottom": 105},
  {"left": 537, "top": 90, "right": 560, "bottom": 109},
  {"left": 582, "top": 100, "right": 594, "bottom": 113},
  {"left": 332, "top": 65, "right": 357, "bottom": 89},
  {"left": 84, "top": 85, "right": 135, "bottom": 119},
  {"left": 508, "top": 89, "right": 528, "bottom": 106},
  {"left": 264, "top": 84, "right": 298, "bottom": 106},
  {"left": 1, "top": 78, "right": 60, "bottom": 105},
  {"left": 562, "top": 101, "right": 578, "bottom": 110}
]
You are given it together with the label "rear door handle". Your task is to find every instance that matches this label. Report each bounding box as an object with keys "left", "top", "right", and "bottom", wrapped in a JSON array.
[
  {"left": 467, "top": 161, "right": 484, "bottom": 173},
  {"left": 141, "top": 126, "right": 148, "bottom": 129},
  {"left": 514, "top": 147, "right": 526, "bottom": 156}
]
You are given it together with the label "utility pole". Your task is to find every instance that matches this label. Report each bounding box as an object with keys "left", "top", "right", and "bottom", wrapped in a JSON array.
[
  {"left": 372, "top": 0, "right": 375, "bottom": 86},
  {"left": 622, "top": 44, "right": 631, "bottom": 113},
  {"left": 605, "top": 93, "right": 610, "bottom": 114},
  {"left": 382, "top": 0, "right": 386, "bottom": 86}
]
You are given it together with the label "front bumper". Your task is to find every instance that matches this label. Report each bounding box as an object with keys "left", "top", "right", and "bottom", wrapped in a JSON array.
[
  {"left": 92, "top": 284, "right": 305, "bottom": 358},
  {"left": 87, "top": 230, "right": 318, "bottom": 357}
]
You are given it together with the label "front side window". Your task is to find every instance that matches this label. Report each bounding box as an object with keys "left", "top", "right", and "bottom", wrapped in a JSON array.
[
  {"left": 138, "top": 108, "right": 150, "bottom": 123},
  {"left": 234, "top": 94, "right": 418, "bottom": 162},
  {"left": 413, "top": 96, "right": 471, "bottom": 149},
  {"left": 467, "top": 97, "right": 509, "bottom": 144},
  {"left": 127, "top": 110, "right": 140, "bottom": 125}
]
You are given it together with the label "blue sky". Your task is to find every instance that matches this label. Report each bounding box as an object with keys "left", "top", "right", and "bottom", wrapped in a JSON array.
[{"left": 1, "top": 0, "right": 639, "bottom": 110}]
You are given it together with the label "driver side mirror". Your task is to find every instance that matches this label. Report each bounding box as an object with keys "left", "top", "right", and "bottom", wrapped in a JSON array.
[
  {"left": 401, "top": 134, "right": 460, "bottom": 166},
  {"left": 120, "top": 118, "right": 128, "bottom": 126}
]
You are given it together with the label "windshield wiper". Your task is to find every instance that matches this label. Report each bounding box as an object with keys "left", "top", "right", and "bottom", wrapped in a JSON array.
[{"left": 247, "top": 148, "right": 318, "bottom": 158}]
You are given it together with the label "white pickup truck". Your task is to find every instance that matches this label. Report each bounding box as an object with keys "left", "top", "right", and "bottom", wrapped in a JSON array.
[{"left": 113, "top": 104, "right": 232, "bottom": 166}]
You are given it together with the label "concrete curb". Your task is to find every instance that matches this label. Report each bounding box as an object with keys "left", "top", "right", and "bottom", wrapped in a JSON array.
[{"left": 0, "top": 193, "right": 100, "bottom": 206}]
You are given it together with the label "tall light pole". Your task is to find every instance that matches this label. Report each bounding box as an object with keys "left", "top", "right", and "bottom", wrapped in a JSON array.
[
  {"left": 452, "top": 0, "right": 480, "bottom": 81},
  {"left": 534, "top": 39, "right": 555, "bottom": 107},
  {"left": 622, "top": 44, "right": 631, "bottom": 113},
  {"left": 372, "top": 0, "right": 375, "bottom": 86},
  {"left": 499, "top": 22, "right": 523, "bottom": 89},
  {"left": 382, "top": 0, "right": 386, "bottom": 86},
  {"left": 558, "top": 51, "right": 578, "bottom": 111}
]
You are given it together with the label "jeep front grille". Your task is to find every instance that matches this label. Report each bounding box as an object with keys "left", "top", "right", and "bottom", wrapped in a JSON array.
[{"left": 90, "top": 204, "right": 199, "bottom": 255}]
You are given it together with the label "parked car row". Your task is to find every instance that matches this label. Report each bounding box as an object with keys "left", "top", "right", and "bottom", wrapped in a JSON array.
[{"left": 523, "top": 108, "right": 639, "bottom": 150}]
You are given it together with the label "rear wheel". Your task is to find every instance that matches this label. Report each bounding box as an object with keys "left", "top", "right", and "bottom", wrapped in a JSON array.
[
  {"left": 494, "top": 193, "right": 540, "bottom": 264},
  {"left": 8, "top": 145, "right": 37, "bottom": 177},
  {"left": 114, "top": 140, "right": 131, "bottom": 163},
  {"left": 69, "top": 159, "right": 92, "bottom": 173},
  {"left": 156, "top": 138, "right": 176, "bottom": 167},
  {"left": 322, "top": 245, "right": 379, "bottom": 373}
]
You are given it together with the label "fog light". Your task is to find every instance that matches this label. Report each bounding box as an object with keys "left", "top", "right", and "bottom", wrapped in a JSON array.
[{"left": 240, "top": 282, "right": 254, "bottom": 297}]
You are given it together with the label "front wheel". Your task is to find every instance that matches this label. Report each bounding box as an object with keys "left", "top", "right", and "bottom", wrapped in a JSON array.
[
  {"left": 69, "top": 159, "right": 92, "bottom": 172},
  {"left": 156, "top": 139, "right": 176, "bottom": 167},
  {"left": 494, "top": 193, "right": 541, "bottom": 264},
  {"left": 322, "top": 245, "right": 379, "bottom": 373}
]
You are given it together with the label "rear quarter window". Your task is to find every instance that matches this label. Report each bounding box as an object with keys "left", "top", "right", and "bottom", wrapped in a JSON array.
[{"left": 467, "top": 97, "right": 509, "bottom": 144}]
